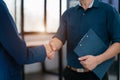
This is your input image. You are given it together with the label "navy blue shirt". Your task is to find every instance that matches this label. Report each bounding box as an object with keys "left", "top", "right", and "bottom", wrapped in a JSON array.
[{"left": 54, "top": 0, "right": 120, "bottom": 68}]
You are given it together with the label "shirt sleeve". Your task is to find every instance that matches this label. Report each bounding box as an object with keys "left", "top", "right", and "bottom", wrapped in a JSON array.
[
  {"left": 53, "top": 11, "right": 68, "bottom": 44},
  {"left": 108, "top": 7, "right": 120, "bottom": 43},
  {"left": 0, "top": 1, "right": 46, "bottom": 65}
]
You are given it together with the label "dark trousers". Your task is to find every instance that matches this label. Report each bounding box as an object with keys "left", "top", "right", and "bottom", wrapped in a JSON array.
[{"left": 63, "top": 67, "right": 108, "bottom": 80}]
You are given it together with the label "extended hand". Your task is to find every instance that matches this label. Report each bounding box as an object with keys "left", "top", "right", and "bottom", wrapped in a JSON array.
[
  {"left": 78, "top": 55, "right": 100, "bottom": 71},
  {"left": 49, "top": 38, "right": 63, "bottom": 51},
  {"left": 44, "top": 44, "right": 55, "bottom": 60},
  {"left": 44, "top": 37, "right": 63, "bottom": 60}
]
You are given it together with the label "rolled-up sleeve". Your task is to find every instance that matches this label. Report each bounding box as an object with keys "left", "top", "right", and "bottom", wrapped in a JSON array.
[
  {"left": 108, "top": 7, "right": 120, "bottom": 43},
  {"left": 0, "top": 1, "right": 46, "bottom": 65},
  {"left": 53, "top": 11, "right": 68, "bottom": 44}
]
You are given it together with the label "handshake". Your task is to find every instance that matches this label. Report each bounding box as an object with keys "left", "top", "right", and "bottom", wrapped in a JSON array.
[
  {"left": 44, "top": 37, "right": 101, "bottom": 71},
  {"left": 44, "top": 38, "right": 63, "bottom": 60}
]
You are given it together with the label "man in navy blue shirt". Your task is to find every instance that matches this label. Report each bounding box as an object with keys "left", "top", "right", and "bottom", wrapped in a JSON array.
[{"left": 49, "top": 0, "right": 120, "bottom": 80}]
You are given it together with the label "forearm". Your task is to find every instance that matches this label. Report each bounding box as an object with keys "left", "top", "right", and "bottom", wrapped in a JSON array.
[{"left": 97, "top": 42, "right": 120, "bottom": 64}]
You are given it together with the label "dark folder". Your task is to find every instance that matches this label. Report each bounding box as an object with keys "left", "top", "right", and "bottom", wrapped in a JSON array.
[{"left": 74, "top": 29, "right": 114, "bottom": 80}]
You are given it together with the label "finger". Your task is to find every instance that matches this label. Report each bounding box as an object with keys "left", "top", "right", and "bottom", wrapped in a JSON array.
[
  {"left": 48, "top": 52, "right": 55, "bottom": 60},
  {"left": 80, "top": 61, "right": 89, "bottom": 69},
  {"left": 78, "top": 55, "right": 90, "bottom": 61},
  {"left": 49, "top": 41, "right": 57, "bottom": 51},
  {"left": 80, "top": 61, "right": 85, "bottom": 65},
  {"left": 47, "top": 51, "right": 54, "bottom": 57},
  {"left": 44, "top": 44, "right": 54, "bottom": 57},
  {"left": 80, "top": 61, "right": 86, "bottom": 68},
  {"left": 80, "top": 61, "right": 92, "bottom": 71},
  {"left": 47, "top": 50, "right": 55, "bottom": 56}
]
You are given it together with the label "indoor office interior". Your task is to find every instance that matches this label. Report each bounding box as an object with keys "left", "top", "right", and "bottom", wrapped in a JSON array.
[{"left": 4, "top": 0, "right": 120, "bottom": 80}]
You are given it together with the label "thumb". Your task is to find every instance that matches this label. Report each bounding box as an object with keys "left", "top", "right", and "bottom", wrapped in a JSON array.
[
  {"left": 49, "top": 41, "right": 57, "bottom": 51},
  {"left": 78, "top": 55, "right": 90, "bottom": 61}
]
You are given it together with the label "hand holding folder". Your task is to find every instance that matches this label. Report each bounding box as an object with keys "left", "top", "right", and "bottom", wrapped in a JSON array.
[{"left": 74, "top": 29, "right": 114, "bottom": 80}]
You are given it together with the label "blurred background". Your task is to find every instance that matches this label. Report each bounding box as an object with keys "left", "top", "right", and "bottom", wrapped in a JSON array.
[{"left": 4, "top": 0, "right": 120, "bottom": 80}]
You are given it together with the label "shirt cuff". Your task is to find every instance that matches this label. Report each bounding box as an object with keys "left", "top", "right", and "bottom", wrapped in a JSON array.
[
  {"left": 36, "top": 45, "right": 46, "bottom": 62},
  {"left": 53, "top": 34, "right": 66, "bottom": 44},
  {"left": 112, "top": 38, "right": 120, "bottom": 43}
]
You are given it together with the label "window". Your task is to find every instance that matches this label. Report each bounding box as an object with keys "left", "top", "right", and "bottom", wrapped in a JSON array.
[
  {"left": 24, "top": 0, "right": 44, "bottom": 32},
  {"left": 4, "top": 0, "right": 21, "bottom": 33},
  {"left": 101, "top": 0, "right": 119, "bottom": 11},
  {"left": 24, "top": 0, "right": 67, "bottom": 33},
  {"left": 46, "top": 0, "right": 59, "bottom": 32},
  {"left": 4, "top": 0, "right": 15, "bottom": 19},
  {"left": 68, "top": 0, "right": 79, "bottom": 8},
  {"left": 4, "top": 0, "right": 67, "bottom": 33}
]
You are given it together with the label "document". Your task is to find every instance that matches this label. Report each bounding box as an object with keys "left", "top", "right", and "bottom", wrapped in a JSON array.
[{"left": 74, "top": 29, "right": 114, "bottom": 80}]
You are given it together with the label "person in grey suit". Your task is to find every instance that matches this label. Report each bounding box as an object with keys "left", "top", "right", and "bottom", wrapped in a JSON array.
[
  {"left": 48, "top": 0, "right": 120, "bottom": 80},
  {"left": 0, "top": 0, "right": 54, "bottom": 80}
]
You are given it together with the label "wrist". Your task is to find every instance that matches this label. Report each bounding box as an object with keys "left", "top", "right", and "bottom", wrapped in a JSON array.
[
  {"left": 96, "top": 54, "right": 105, "bottom": 65},
  {"left": 51, "top": 38, "right": 63, "bottom": 51}
]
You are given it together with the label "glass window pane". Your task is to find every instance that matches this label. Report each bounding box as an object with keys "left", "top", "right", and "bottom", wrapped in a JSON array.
[
  {"left": 62, "top": 0, "right": 67, "bottom": 14},
  {"left": 16, "top": 0, "right": 21, "bottom": 33},
  {"left": 4, "top": 0, "right": 21, "bottom": 33},
  {"left": 46, "top": 0, "right": 59, "bottom": 33},
  {"left": 24, "top": 0, "right": 44, "bottom": 32},
  {"left": 101, "top": 0, "right": 119, "bottom": 11},
  {"left": 68, "top": 0, "right": 79, "bottom": 8},
  {"left": 112, "top": 0, "right": 119, "bottom": 11},
  {"left": 47, "top": 0, "right": 67, "bottom": 33},
  {"left": 4, "top": 0, "right": 15, "bottom": 20}
]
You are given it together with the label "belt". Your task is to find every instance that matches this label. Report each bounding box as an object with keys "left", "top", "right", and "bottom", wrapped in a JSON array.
[{"left": 67, "top": 66, "right": 90, "bottom": 73}]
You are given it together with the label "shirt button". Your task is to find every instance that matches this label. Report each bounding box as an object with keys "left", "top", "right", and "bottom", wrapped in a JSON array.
[
  {"left": 80, "top": 44, "right": 82, "bottom": 46},
  {"left": 83, "top": 13, "right": 85, "bottom": 16},
  {"left": 86, "top": 35, "right": 89, "bottom": 37}
]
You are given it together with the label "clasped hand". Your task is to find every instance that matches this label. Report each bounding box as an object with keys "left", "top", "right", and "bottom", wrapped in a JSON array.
[
  {"left": 45, "top": 38, "right": 101, "bottom": 70},
  {"left": 44, "top": 44, "right": 55, "bottom": 60},
  {"left": 44, "top": 38, "right": 63, "bottom": 60}
]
